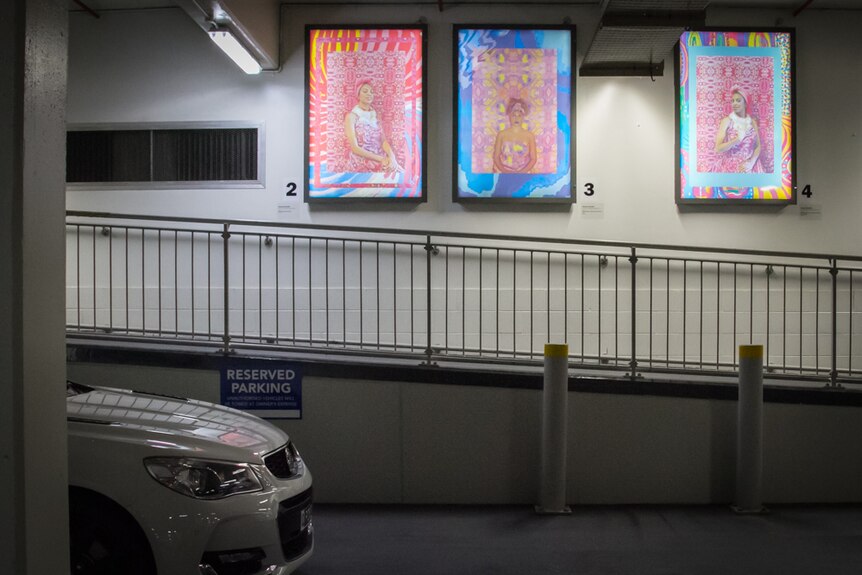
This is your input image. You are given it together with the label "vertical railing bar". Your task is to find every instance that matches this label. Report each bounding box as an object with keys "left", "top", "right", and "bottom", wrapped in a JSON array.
[
  {"left": 479, "top": 247, "right": 483, "bottom": 356},
  {"left": 629, "top": 247, "right": 637, "bottom": 379},
  {"left": 259, "top": 235, "right": 263, "bottom": 343},
  {"left": 716, "top": 261, "right": 720, "bottom": 370},
  {"left": 462, "top": 246, "right": 466, "bottom": 356},
  {"left": 597, "top": 253, "right": 602, "bottom": 365},
  {"left": 92, "top": 226, "right": 96, "bottom": 332},
  {"left": 125, "top": 228, "right": 129, "bottom": 335},
  {"left": 766, "top": 263, "right": 771, "bottom": 369},
  {"left": 816, "top": 268, "right": 820, "bottom": 374},
  {"left": 682, "top": 260, "right": 687, "bottom": 368},
  {"left": 241, "top": 234, "right": 246, "bottom": 342},
  {"left": 699, "top": 260, "right": 703, "bottom": 369},
  {"left": 496, "top": 249, "right": 500, "bottom": 357},
  {"left": 513, "top": 249, "right": 518, "bottom": 358},
  {"left": 358, "top": 240, "right": 364, "bottom": 349},
  {"left": 222, "top": 223, "right": 231, "bottom": 353},
  {"left": 376, "top": 241, "right": 380, "bottom": 350},
  {"left": 141, "top": 229, "right": 145, "bottom": 336},
  {"left": 581, "top": 253, "right": 587, "bottom": 363},
  {"left": 420, "top": 236, "right": 426, "bottom": 365},
  {"left": 445, "top": 246, "right": 449, "bottom": 354},
  {"left": 848, "top": 269, "right": 853, "bottom": 376},
  {"left": 275, "top": 237, "right": 280, "bottom": 344},
  {"left": 391, "top": 241, "right": 395, "bottom": 352},
  {"left": 109, "top": 227, "right": 113, "bottom": 333},
  {"left": 191, "top": 232, "right": 195, "bottom": 339},
  {"left": 614, "top": 255, "right": 619, "bottom": 366},
  {"left": 76, "top": 225, "right": 81, "bottom": 330},
  {"left": 424, "top": 236, "right": 432, "bottom": 363},
  {"left": 326, "top": 239, "right": 331, "bottom": 347},
  {"left": 564, "top": 252, "right": 568, "bottom": 346},
  {"left": 530, "top": 250, "right": 535, "bottom": 359},
  {"left": 207, "top": 232, "right": 212, "bottom": 340},
  {"left": 830, "top": 258, "right": 839, "bottom": 386},
  {"left": 157, "top": 230, "right": 162, "bottom": 336},
  {"left": 783, "top": 265, "right": 787, "bottom": 372},
  {"left": 174, "top": 230, "right": 178, "bottom": 338},
  {"left": 649, "top": 257, "right": 653, "bottom": 367},
  {"left": 309, "top": 238, "right": 313, "bottom": 347},
  {"left": 731, "top": 262, "right": 739, "bottom": 371},
  {"left": 749, "top": 263, "right": 754, "bottom": 344},
  {"left": 342, "top": 240, "right": 347, "bottom": 348},
  {"left": 547, "top": 251, "right": 551, "bottom": 348},
  {"left": 799, "top": 266, "right": 803, "bottom": 374},
  {"left": 666, "top": 259, "right": 670, "bottom": 368}
]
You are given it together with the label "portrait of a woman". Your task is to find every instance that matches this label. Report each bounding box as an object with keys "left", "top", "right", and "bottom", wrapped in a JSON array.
[
  {"left": 344, "top": 82, "right": 403, "bottom": 173},
  {"left": 712, "top": 87, "right": 763, "bottom": 173},
  {"left": 492, "top": 98, "right": 537, "bottom": 174}
]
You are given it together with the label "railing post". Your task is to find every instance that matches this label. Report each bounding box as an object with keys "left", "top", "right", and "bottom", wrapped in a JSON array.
[
  {"left": 423, "top": 235, "right": 436, "bottom": 366},
  {"left": 222, "top": 223, "right": 231, "bottom": 354},
  {"left": 628, "top": 247, "right": 639, "bottom": 380},
  {"left": 829, "top": 258, "right": 839, "bottom": 388}
]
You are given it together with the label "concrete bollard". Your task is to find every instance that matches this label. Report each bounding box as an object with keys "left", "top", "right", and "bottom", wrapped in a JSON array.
[
  {"left": 733, "top": 344, "right": 767, "bottom": 514},
  {"left": 536, "top": 343, "right": 572, "bottom": 515}
]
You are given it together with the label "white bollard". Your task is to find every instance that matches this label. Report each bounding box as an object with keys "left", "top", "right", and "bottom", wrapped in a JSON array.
[
  {"left": 536, "top": 343, "right": 572, "bottom": 515},
  {"left": 734, "top": 344, "right": 766, "bottom": 514}
]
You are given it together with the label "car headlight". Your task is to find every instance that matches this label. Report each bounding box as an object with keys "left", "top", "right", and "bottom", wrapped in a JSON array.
[{"left": 144, "top": 457, "right": 263, "bottom": 499}]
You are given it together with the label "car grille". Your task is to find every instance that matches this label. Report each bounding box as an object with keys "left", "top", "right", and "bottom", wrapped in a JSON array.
[
  {"left": 277, "top": 488, "right": 313, "bottom": 562},
  {"left": 264, "top": 443, "right": 301, "bottom": 479}
]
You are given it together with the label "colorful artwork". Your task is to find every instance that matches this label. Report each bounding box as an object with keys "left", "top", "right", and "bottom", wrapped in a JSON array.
[
  {"left": 306, "top": 27, "right": 425, "bottom": 201},
  {"left": 455, "top": 27, "right": 574, "bottom": 202},
  {"left": 676, "top": 30, "right": 795, "bottom": 204}
]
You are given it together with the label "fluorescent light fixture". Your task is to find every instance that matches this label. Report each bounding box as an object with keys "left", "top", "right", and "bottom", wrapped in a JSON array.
[{"left": 208, "top": 28, "right": 262, "bottom": 75}]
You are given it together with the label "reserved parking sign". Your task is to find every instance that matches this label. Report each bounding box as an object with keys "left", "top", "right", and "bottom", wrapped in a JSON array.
[{"left": 220, "top": 362, "right": 302, "bottom": 419}]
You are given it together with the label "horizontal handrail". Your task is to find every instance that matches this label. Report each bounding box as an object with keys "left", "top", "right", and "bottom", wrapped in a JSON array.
[{"left": 66, "top": 210, "right": 862, "bottom": 264}]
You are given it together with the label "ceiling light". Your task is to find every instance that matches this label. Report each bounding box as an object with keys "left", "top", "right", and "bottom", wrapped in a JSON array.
[{"left": 208, "top": 28, "right": 262, "bottom": 75}]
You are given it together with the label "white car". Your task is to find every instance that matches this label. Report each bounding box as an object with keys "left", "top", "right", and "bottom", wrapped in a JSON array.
[{"left": 66, "top": 380, "right": 313, "bottom": 575}]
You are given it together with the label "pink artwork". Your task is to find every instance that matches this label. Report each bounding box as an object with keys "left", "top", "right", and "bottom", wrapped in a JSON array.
[
  {"left": 470, "top": 48, "right": 557, "bottom": 174},
  {"left": 695, "top": 55, "right": 774, "bottom": 173},
  {"left": 324, "top": 51, "right": 407, "bottom": 173}
]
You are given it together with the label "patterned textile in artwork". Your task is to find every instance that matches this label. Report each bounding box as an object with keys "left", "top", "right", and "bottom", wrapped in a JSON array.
[
  {"left": 695, "top": 55, "right": 774, "bottom": 173},
  {"left": 471, "top": 48, "right": 557, "bottom": 174},
  {"left": 325, "top": 51, "right": 407, "bottom": 172}
]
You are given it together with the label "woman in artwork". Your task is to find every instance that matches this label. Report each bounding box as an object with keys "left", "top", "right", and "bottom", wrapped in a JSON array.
[
  {"left": 344, "top": 81, "right": 402, "bottom": 173},
  {"left": 712, "top": 87, "right": 763, "bottom": 173},
  {"left": 493, "top": 98, "right": 537, "bottom": 174}
]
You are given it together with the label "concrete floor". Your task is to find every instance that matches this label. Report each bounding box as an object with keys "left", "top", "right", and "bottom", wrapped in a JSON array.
[{"left": 296, "top": 504, "right": 862, "bottom": 575}]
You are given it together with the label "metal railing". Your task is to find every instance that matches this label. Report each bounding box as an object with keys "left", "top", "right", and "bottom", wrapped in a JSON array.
[{"left": 66, "top": 211, "right": 862, "bottom": 386}]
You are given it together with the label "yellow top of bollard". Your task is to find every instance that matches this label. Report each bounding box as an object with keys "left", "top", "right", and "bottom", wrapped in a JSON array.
[
  {"left": 544, "top": 344, "right": 569, "bottom": 358},
  {"left": 738, "top": 344, "right": 764, "bottom": 359}
]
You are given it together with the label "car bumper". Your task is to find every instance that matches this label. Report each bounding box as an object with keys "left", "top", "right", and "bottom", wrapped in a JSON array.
[{"left": 136, "top": 471, "right": 313, "bottom": 575}]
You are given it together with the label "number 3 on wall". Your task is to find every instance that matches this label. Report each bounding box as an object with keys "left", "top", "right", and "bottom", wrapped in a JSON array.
[{"left": 583, "top": 183, "right": 595, "bottom": 197}]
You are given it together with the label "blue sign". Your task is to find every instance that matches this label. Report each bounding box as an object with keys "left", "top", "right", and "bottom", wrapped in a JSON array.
[{"left": 220, "top": 362, "right": 302, "bottom": 419}]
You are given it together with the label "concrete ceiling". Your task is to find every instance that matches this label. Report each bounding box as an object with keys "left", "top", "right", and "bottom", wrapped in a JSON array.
[{"left": 67, "top": 0, "right": 862, "bottom": 11}]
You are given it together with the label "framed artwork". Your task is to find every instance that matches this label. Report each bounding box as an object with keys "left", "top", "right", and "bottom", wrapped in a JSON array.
[
  {"left": 454, "top": 25, "right": 575, "bottom": 203},
  {"left": 305, "top": 26, "right": 427, "bottom": 202},
  {"left": 676, "top": 29, "right": 796, "bottom": 205}
]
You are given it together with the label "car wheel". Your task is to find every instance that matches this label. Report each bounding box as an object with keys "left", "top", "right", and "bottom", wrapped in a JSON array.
[{"left": 69, "top": 491, "right": 156, "bottom": 575}]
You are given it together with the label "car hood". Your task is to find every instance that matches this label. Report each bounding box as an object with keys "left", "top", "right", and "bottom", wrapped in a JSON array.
[{"left": 67, "top": 385, "right": 288, "bottom": 460}]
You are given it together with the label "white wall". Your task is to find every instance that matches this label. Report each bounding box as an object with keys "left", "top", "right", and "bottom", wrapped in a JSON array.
[
  {"left": 66, "top": 362, "right": 862, "bottom": 504},
  {"left": 66, "top": 5, "right": 862, "bottom": 256}
]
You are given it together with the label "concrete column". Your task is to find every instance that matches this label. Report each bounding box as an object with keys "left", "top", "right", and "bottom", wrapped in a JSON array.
[{"left": 0, "top": 0, "right": 69, "bottom": 573}]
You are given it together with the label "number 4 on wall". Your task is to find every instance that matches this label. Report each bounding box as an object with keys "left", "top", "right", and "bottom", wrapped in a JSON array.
[{"left": 801, "top": 184, "right": 812, "bottom": 198}]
